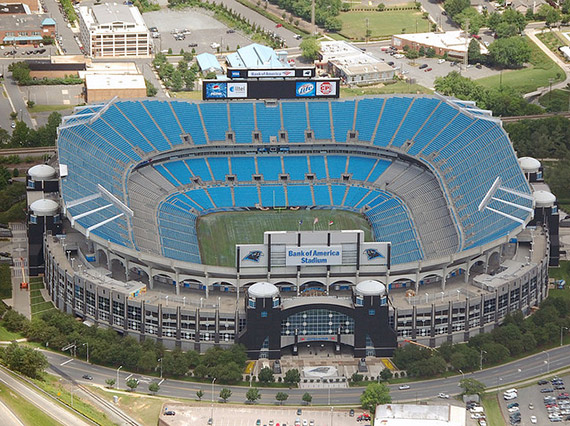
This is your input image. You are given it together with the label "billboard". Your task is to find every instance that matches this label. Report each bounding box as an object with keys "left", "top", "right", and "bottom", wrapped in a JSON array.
[
  {"left": 227, "top": 68, "right": 315, "bottom": 79},
  {"left": 202, "top": 79, "right": 340, "bottom": 100},
  {"left": 285, "top": 246, "right": 343, "bottom": 266},
  {"left": 237, "top": 244, "right": 268, "bottom": 268},
  {"left": 360, "top": 242, "right": 391, "bottom": 268}
]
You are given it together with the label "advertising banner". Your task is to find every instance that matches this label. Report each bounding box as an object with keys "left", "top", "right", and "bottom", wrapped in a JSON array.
[
  {"left": 295, "top": 81, "right": 316, "bottom": 97},
  {"left": 204, "top": 82, "right": 227, "bottom": 99},
  {"left": 285, "top": 245, "right": 343, "bottom": 266},
  {"left": 227, "top": 82, "right": 247, "bottom": 98},
  {"left": 202, "top": 79, "right": 340, "bottom": 100},
  {"left": 238, "top": 245, "right": 268, "bottom": 268}
]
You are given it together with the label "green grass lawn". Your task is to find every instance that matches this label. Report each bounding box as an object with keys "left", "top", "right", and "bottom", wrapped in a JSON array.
[
  {"left": 197, "top": 209, "right": 372, "bottom": 267},
  {"left": 339, "top": 10, "right": 426, "bottom": 39},
  {"left": 537, "top": 31, "right": 570, "bottom": 62},
  {"left": 341, "top": 81, "right": 432, "bottom": 96},
  {"left": 32, "top": 374, "right": 114, "bottom": 426},
  {"left": 0, "top": 381, "right": 63, "bottom": 426},
  {"left": 28, "top": 105, "right": 74, "bottom": 113},
  {"left": 476, "top": 36, "right": 565, "bottom": 94},
  {"left": 481, "top": 393, "right": 504, "bottom": 426},
  {"left": 91, "top": 388, "right": 165, "bottom": 426},
  {"left": 538, "top": 88, "right": 570, "bottom": 111},
  {"left": 0, "top": 324, "right": 23, "bottom": 341}
]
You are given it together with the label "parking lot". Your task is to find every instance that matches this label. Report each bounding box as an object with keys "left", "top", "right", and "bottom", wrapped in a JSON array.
[
  {"left": 362, "top": 43, "right": 499, "bottom": 89},
  {"left": 499, "top": 374, "right": 569, "bottom": 425},
  {"left": 143, "top": 9, "right": 253, "bottom": 54},
  {"left": 159, "top": 404, "right": 367, "bottom": 426}
]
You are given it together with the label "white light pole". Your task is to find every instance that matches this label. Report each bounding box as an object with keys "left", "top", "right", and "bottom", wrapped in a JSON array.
[
  {"left": 543, "top": 351, "right": 550, "bottom": 373},
  {"left": 561, "top": 326, "right": 568, "bottom": 346},
  {"left": 82, "top": 342, "right": 89, "bottom": 364},
  {"left": 158, "top": 358, "right": 163, "bottom": 379},
  {"left": 479, "top": 350, "right": 487, "bottom": 371},
  {"left": 117, "top": 365, "right": 123, "bottom": 390},
  {"left": 211, "top": 377, "right": 216, "bottom": 403},
  {"left": 459, "top": 369, "right": 465, "bottom": 380}
]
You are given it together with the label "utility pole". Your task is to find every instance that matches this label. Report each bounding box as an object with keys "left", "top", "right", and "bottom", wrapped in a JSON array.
[{"left": 311, "top": 0, "right": 316, "bottom": 35}]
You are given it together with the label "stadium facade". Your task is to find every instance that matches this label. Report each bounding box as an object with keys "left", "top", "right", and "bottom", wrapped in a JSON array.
[{"left": 33, "top": 94, "right": 556, "bottom": 359}]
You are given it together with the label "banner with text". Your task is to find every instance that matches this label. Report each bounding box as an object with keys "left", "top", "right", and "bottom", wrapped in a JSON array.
[{"left": 285, "top": 246, "right": 342, "bottom": 266}]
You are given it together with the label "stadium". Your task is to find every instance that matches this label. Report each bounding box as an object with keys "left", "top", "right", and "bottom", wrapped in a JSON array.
[{"left": 33, "top": 94, "right": 554, "bottom": 359}]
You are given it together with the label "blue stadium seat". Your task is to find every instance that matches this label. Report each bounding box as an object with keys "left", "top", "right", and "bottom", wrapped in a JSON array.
[
  {"left": 170, "top": 101, "right": 208, "bottom": 145},
  {"left": 260, "top": 185, "right": 286, "bottom": 207},
  {"left": 331, "top": 185, "right": 346, "bottom": 206},
  {"left": 308, "top": 101, "right": 332, "bottom": 140},
  {"left": 207, "top": 157, "right": 230, "bottom": 181},
  {"left": 164, "top": 161, "right": 193, "bottom": 185},
  {"left": 186, "top": 158, "right": 213, "bottom": 181},
  {"left": 283, "top": 156, "right": 308, "bottom": 180},
  {"left": 354, "top": 98, "right": 383, "bottom": 142},
  {"left": 327, "top": 155, "right": 347, "bottom": 179},
  {"left": 257, "top": 157, "right": 282, "bottom": 180},
  {"left": 287, "top": 185, "right": 313, "bottom": 206},
  {"left": 347, "top": 156, "right": 375, "bottom": 181},
  {"left": 142, "top": 100, "right": 184, "bottom": 146},
  {"left": 230, "top": 103, "right": 255, "bottom": 143},
  {"left": 208, "top": 186, "right": 233, "bottom": 208},
  {"left": 331, "top": 100, "right": 355, "bottom": 142},
  {"left": 234, "top": 185, "right": 259, "bottom": 207},
  {"left": 309, "top": 156, "right": 327, "bottom": 179},
  {"left": 231, "top": 157, "right": 256, "bottom": 181},
  {"left": 391, "top": 97, "right": 436, "bottom": 148},
  {"left": 313, "top": 185, "right": 331, "bottom": 205},
  {"left": 255, "top": 102, "right": 281, "bottom": 143},
  {"left": 374, "top": 97, "right": 413, "bottom": 147},
  {"left": 200, "top": 103, "right": 229, "bottom": 142},
  {"left": 282, "top": 102, "right": 308, "bottom": 142},
  {"left": 115, "top": 101, "right": 171, "bottom": 151}
]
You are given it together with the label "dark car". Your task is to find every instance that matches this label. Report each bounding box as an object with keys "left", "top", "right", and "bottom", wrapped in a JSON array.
[
  {"left": 419, "top": 64, "right": 428, "bottom": 69},
  {"left": 164, "top": 411, "right": 175, "bottom": 416},
  {"left": 387, "top": 61, "right": 394, "bottom": 66},
  {"left": 349, "top": 409, "right": 355, "bottom": 417},
  {"left": 188, "top": 43, "right": 198, "bottom": 47},
  {"left": 538, "top": 380, "right": 549, "bottom": 385},
  {"left": 541, "top": 388, "right": 555, "bottom": 393},
  {"left": 507, "top": 402, "right": 519, "bottom": 409},
  {"left": 476, "top": 63, "right": 482, "bottom": 69},
  {"left": 226, "top": 29, "right": 235, "bottom": 33},
  {"left": 556, "top": 385, "right": 566, "bottom": 390},
  {"left": 82, "top": 374, "right": 93, "bottom": 380}
]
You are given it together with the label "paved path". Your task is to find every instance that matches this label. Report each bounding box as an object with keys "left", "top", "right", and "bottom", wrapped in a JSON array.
[
  {"left": 0, "top": 398, "right": 25, "bottom": 426},
  {"left": 9, "top": 224, "right": 30, "bottom": 320},
  {"left": 0, "top": 367, "right": 91, "bottom": 426}
]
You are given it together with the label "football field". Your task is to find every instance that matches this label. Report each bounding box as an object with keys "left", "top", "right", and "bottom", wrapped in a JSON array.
[{"left": 197, "top": 209, "right": 373, "bottom": 267}]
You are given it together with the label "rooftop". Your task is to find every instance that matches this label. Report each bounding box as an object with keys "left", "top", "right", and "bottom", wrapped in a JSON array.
[
  {"left": 375, "top": 404, "right": 465, "bottom": 426},
  {"left": 85, "top": 73, "right": 145, "bottom": 90},
  {"left": 394, "top": 31, "right": 488, "bottom": 55},
  {"left": 226, "top": 43, "right": 289, "bottom": 69},
  {"left": 0, "top": 3, "right": 29, "bottom": 14},
  {"left": 196, "top": 52, "right": 223, "bottom": 72},
  {"left": 79, "top": 3, "right": 147, "bottom": 31},
  {"left": 0, "top": 13, "right": 54, "bottom": 29}
]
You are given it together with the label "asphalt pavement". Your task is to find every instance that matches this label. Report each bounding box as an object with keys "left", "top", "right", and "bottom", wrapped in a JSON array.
[
  {"left": 41, "top": 345, "right": 570, "bottom": 407},
  {"left": 0, "top": 366, "right": 92, "bottom": 426},
  {"left": 0, "top": 398, "right": 25, "bottom": 426}
]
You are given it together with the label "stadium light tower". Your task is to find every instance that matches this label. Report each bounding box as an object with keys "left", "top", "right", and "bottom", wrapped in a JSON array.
[{"left": 478, "top": 177, "right": 534, "bottom": 224}]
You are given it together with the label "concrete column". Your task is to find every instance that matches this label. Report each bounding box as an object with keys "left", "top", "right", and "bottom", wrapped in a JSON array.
[
  {"left": 415, "top": 271, "right": 420, "bottom": 294},
  {"left": 175, "top": 270, "right": 180, "bottom": 296},
  {"left": 148, "top": 267, "right": 154, "bottom": 290},
  {"left": 442, "top": 266, "right": 448, "bottom": 291}
]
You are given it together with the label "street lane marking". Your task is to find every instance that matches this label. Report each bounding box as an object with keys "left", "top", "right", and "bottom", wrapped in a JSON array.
[
  {"left": 60, "top": 358, "right": 73, "bottom": 366},
  {"left": 126, "top": 374, "right": 133, "bottom": 380}
]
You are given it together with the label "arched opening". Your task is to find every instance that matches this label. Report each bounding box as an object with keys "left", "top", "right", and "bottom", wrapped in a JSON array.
[
  {"left": 299, "top": 281, "right": 326, "bottom": 295},
  {"left": 420, "top": 274, "right": 442, "bottom": 288},
  {"left": 274, "top": 281, "right": 296, "bottom": 293},
  {"left": 330, "top": 280, "right": 353, "bottom": 295},
  {"left": 469, "top": 260, "right": 485, "bottom": 275},
  {"left": 97, "top": 249, "right": 108, "bottom": 269},
  {"left": 128, "top": 263, "right": 149, "bottom": 284},
  {"left": 110, "top": 258, "right": 125, "bottom": 281},
  {"left": 388, "top": 278, "right": 415, "bottom": 291},
  {"left": 210, "top": 281, "right": 235, "bottom": 293},
  {"left": 179, "top": 279, "right": 204, "bottom": 292},
  {"left": 152, "top": 273, "right": 175, "bottom": 292},
  {"left": 488, "top": 252, "right": 501, "bottom": 274}
]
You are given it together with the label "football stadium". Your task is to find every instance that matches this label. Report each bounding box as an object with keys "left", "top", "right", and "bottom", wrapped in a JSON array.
[{"left": 31, "top": 94, "right": 556, "bottom": 359}]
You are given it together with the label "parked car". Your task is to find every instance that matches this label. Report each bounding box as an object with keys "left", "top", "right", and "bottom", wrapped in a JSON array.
[
  {"left": 226, "top": 29, "right": 235, "bottom": 33},
  {"left": 82, "top": 374, "right": 93, "bottom": 380},
  {"left": 276, "top": 23, "right": 283, "bottom": 27},
  {"left": 419, "top": 64, "right": 428, "bottom": 69},
  {"left": 438, "top": 393, "right": 449, "bottom": 399},
  {"left": 424, "top": 68, "right": 432, "bottom": 72},
  {"left": 438, "top": 59, "right": 445, "bottom": 63},
  {"left": 541, "top": 388, "right": 555, "bottom": 393},
  {"left": 164, "top": 411, "right": 175, "bottom": 416},
  {"left": 507, "top": 403, "right": 519, "bottom": 409},
  {"left": 530, "top": 416, "right": 537, "bottom": 424},
  {"left": 188, "top": 43, "right": 198, "bottom": 47},
  {"left": 399, "top": 385, "right": 410, "bottom": 390}
]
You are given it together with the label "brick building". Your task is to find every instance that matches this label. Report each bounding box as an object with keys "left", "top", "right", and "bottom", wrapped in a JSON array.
[{"left": 0, "top": 15, "right": 55, "bottom": 46}]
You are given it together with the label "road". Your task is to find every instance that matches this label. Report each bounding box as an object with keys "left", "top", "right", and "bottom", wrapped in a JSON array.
[
  {"left": 0, "top": 366, "right": 92, "bottom": 426},
  {"left": 42, "top": 0, "right": 82, "bottom": 55},
  {"left": 420, "top": 0, "right": 458, "bottom": 32},
  {"left": 42, "top": 345, "right": 570, "bottom": 406},
  {"left": 0, "top": 398, "right": 25, "bottom": 426}
]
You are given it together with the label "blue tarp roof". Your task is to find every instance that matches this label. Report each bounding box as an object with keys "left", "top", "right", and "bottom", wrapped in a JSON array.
[
  {"left": 4, "top": 35, "right": 44, "bottom": 42},
  {"left": 226, "top": 43, "right": 288, "bottom": 69},
  {"left": 196, "top": 53, "right": 223, "bottom": 72}
]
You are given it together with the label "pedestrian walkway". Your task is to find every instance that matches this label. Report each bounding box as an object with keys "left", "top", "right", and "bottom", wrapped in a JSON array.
[{"left": 9, "top": 223, "right": 30, "bottom": 319}]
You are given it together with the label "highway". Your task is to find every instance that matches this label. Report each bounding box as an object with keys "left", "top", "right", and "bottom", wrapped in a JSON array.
[
  {"left": 42, "top": 345, "right": 570, "bottom": 406},
  {"left": 0, "top": 366, "right": 92, "bottom": 426}
]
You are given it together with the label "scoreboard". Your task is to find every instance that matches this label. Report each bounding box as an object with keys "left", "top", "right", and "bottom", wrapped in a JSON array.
[{"left": 202, "top": 79, "right": 340, "bottom": 100}]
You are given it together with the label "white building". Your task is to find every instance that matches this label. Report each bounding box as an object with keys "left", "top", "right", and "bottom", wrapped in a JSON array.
[
  {"left": 319, "top": 40, "right": 395, "bottom": 85},
  {"left": 375, "top": 404, "right": 466, "bottom": 426},
  {"left": 392, "top": 31, "right": 488, "bottom": 59},
  {"left": 78, "top": 3, "right": 151, "bottom": 58}
]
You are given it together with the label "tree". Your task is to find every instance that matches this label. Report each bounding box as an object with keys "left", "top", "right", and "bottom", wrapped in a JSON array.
[
  {"left": 258, "top": 366, "right": 275, "bottom": 383},
  {"left": 219, "top": 387, "right": 232, "bottom": 403},
  {"left": 325, "top": 17, "right": 342, "bottom": 32},
  {"left": 148, "top": 382, "right": 160, "bottom": 395},
  {"left": 10, "top": 121, "right": 30, "bottom": 148},
  {"left": 8, "top": 62, "right": 31, "bottom": 85},
  {"left": 284, "top": 368, "right": 300, "bottom": 387},
  {"left": 351, "top": 372, "right": 364, "bottom": 382},
  {"left": 443, "top": 0, "right": 470, "bottom": 19},
  {"left": 26, "top": 100, "right": 35, "bottom": 108},
  {"left": 105, "top": 378, "right": 116, "bottom": 388},
  {"left": 300, "top": 38, "right": 321, "bottom": 61},
  {"left": 126, "top": 378, "right": 139, "bottom": 392},
  {"left": 459, "top": 378, "right": 485, "bottom": 395},
  {"left": 467, "top": 39, "right": 483, "bottom": 64},
  {"left": 302, "top": 392, "right": 312, "bottom": 405},
  {"left": 275, "top": 391, "right": 289, "bottom": 405},
  {"left": 3, "top": 343, "right": 48, "bottom": 379},
  {"left": 360, "top": 382, "right": 391, "bottom": 415},
  {"left": 145, "top": 79, "right": 158, "bottom": 97},
  {"left": 246, "top": 387, "right": 261, "bottom": 404},
  {"left": 380, "top": 368, "right": 393, "bottom": 381},
  {"left": 196, "top": 389, "right": 204, "bottom": 400}
]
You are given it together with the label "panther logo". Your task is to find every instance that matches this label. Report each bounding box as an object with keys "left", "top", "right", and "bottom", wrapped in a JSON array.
[
  {"left": 364, "top": 248, "right": 384, "bottom": 260},
  {"left": 243, "top": 250, "right": 263, "bottom": 262}
]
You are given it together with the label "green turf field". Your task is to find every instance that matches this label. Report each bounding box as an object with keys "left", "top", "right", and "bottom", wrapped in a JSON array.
[
  {"left": 197, "top": 209, "right": 372, "bottom": 267},
  {"left": 339, "top": 10, "right": 426, "bottom": 39}
]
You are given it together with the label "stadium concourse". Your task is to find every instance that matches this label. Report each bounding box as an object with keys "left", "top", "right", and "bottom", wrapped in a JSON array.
[{"left": 33, "top": 94, "right": 555, "bottom": 360}]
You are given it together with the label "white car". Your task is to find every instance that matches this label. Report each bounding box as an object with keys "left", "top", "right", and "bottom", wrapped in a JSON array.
[
  {"left": 210, "top": 42, "right": 220, "bottom": 49},
  {"left": 438, "top": 59, "right": 445, "bottom": 64},
  {"left": 503, "top": 393, "right": 517, "bottom": 400},
  {"left": 508, "top": 406, "right": 520, "bottom": 413},
  {"left": 479, "top": 421, "right": 487, "bottom": 426},
  {"left": 530, "top": 416, "right": 537, "bottom": 424},
  {"left": 438, "top": 393, "right": 449, "bottom": 399},
  {"left": 399, "top": 385, "right": 410, "bottom": 390},
  {"left": 393, "top": 53, "right": 405, "bottom": 59}
]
